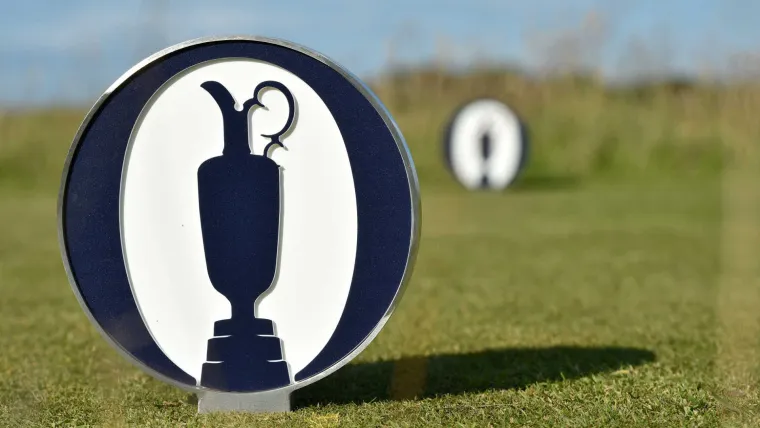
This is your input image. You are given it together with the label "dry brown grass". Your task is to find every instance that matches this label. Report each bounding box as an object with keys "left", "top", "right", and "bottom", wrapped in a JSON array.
[{"left": 368, "top": 68, "right": 759, "bottom": 187}]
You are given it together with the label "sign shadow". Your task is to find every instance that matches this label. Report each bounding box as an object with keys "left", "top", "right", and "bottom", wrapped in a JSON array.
[{"left": 292, "top": 345, "right": 655, "bottom": 407}]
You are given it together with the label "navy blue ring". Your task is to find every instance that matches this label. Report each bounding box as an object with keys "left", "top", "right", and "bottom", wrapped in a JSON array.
[{"left": 59, "top": 39, "right": 414, "bottom": 391}]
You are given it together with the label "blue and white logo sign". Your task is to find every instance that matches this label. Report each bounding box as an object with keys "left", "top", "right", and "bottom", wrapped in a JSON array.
[
  {"left": 444, "top": 98, "right": 528, "bottom": 190},
  {"left": 58, "top": 37, "right": 420, "bottom": 401}
]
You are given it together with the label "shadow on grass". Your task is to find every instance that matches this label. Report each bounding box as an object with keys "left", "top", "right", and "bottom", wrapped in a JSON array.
[
  {"left": 509, "top": 174, "right": 581, "bottom": 192},
  {"left": 293, "top": 346, "right": 655, "bottom": 407}
]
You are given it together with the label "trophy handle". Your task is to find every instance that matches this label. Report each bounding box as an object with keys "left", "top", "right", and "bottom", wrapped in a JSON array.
[{"left": 247, "top": 80, "right": 296, "bottom": 157}]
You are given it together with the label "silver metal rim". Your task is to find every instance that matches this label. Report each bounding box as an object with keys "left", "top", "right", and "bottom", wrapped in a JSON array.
[{"left": 57, "top": 35, "right": 421, "bottom": 396}]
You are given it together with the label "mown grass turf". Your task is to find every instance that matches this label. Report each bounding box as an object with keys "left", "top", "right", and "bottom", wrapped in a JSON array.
[
  {"left": 0, "top": 73, "right": 757, "bottom": 426},
  {"left": 0, "top": 173, "right": 734, "bottom": 426}
]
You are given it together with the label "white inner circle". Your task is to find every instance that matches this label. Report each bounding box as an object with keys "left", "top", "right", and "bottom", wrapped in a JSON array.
[{"left": 120, "top": 59, "right": 358, "bottom": 385}]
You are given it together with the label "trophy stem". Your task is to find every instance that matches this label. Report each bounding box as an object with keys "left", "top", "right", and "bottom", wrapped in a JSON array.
[{"left": 230, "top": 302, "right": 255, "bottom": 322}]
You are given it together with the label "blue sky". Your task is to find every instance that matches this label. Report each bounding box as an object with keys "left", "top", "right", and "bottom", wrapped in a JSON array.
[{"left": 1, "top": 0, "right": 758, "bottom": 106}]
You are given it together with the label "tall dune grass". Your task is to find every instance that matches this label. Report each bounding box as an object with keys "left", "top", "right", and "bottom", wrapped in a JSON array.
[{"left": 372, "top": 68, "right": 760, "bottom": 188}]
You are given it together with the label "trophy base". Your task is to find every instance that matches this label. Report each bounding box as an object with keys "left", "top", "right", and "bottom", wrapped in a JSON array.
[
  {"left": 200, "top": 317, "right": 291, "bottom": 392},
  {"left": 201, "top": 359, "right": 290, "bottom": 391}
]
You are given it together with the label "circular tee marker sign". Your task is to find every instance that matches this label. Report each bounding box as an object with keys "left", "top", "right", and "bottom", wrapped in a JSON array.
[
  {"left": 58, "top": 36, "right": 420, "bottom": 413},
  {"left": 444, "top": 98, "right": 529, "bottom": 190}
]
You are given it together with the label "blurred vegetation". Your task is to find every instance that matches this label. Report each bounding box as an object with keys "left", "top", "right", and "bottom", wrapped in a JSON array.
[
  {"left": 2, "top": 67, "right": 758, "bottom": 194},
  {"left": 0, "top": 109, "right": 82, "bottom": 193},
  {"left": 372, "top": 67, "right": 760, "bottom": 188}
]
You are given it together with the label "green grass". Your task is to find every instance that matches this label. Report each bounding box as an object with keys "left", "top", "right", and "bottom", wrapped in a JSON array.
[{"left": 0, "top": 74, "right": 758, "bottom": 426}]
